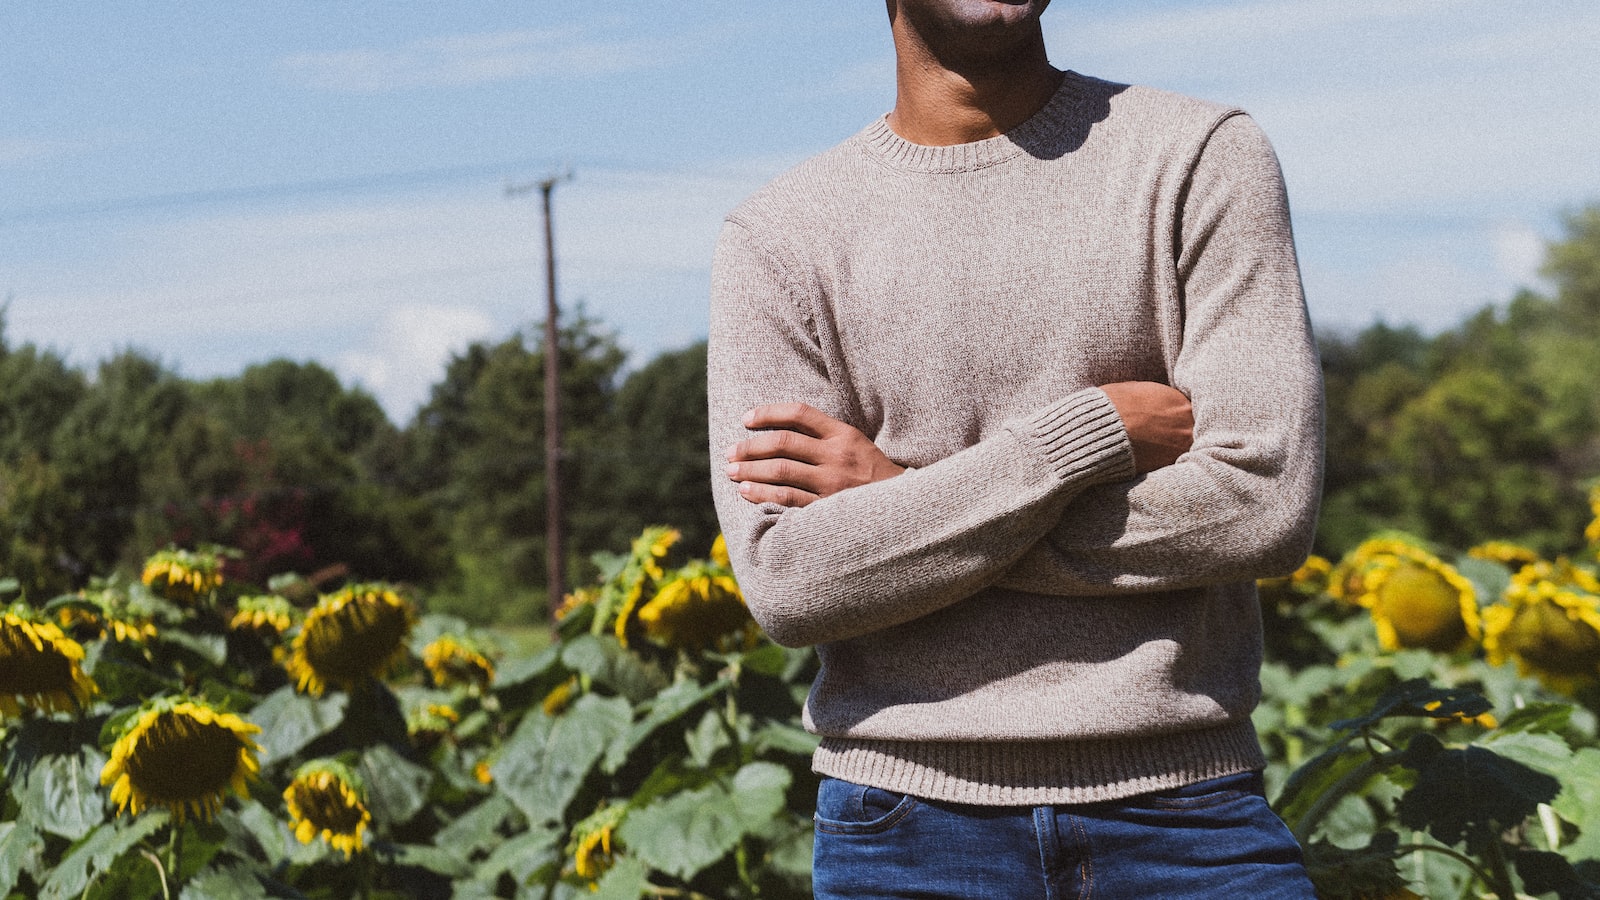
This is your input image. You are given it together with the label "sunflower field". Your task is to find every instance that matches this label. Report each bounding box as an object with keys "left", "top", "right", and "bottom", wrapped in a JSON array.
[{"left": 4, "top": 489, "right": 1600, "bottom": 899}]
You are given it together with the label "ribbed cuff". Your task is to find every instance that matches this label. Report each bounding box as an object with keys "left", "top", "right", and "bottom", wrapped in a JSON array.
[
  {"left": 812, "top": 719, "right": 1266, "bottom": 806},
  {"left": 1015, "top": 388, "right": 1136, "bottom": 487}
]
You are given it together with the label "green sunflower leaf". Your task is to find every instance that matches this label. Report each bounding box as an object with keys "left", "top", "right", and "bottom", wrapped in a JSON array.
[
  {"left": 591, "top": 855, "right": 650, "bottom": 900},
  {"left": 0, "top": 821, "right": 43, "bottom": 898},
  {"left": 617, "top": 761, "right": 791, "bottom": 881},
  {"left": 247, "top": 686, "right": 348, "bottom": 767},
  {"left": 494, "top": 694, "right": 632, "bottom": 825},
  {"left": 38, "top": 810, "right": 168, "bottom": 900},
  {"left": 15, "top": 745, "right": 107, "bottom": 841},
  {"left": 1552, "top": 747, "right": 1600, "bottom": 862},
  {"left": 602, "top": 677, "right": 729, "bottom": 774},
  {"left": 358, "top": 744, "right": 434, "bottom": 829},
  {"left": 1397, "top": 736, "right": 1561, "bottom": 852}
]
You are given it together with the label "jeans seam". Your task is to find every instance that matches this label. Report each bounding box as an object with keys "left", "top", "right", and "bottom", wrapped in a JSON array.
[{"left": 813, "top": 797, "right": 917, "bottom": 835}]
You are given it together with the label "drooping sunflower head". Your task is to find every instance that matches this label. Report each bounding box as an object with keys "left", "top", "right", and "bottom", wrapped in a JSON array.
[
  {"left": 141, "top": 547, "right": 226, "bottom": 605},
  {"left": 101, "top": 696, "right": 261, "bottom": 823},
  {"left": 567, "top": 803, "right": 628, "bottom": 882},
  {"left": 1, "top": 612, "right": 98, "bottom": 718},
  {"left": 285, "top": 584, "right": 414, "bottom": 696},
  {"left": 421, "top": 635, "right": 495, "bottom": 692},
  {"left": 633, "top": 563, "right": 755, "bottom": 652},
  {"left": 1359, "top": 545, "right": 1480, "bottom": 653},
  {"left": 1328, "top": 537, "right": 1425, "bottom": 604},
  {"left": 406, "top": 702, "right": 459, "bottom": 751},
  {"left": 228, "top": 595, "right": 297, "bottom": 640},
  {"left": 284, "top": 759, "right": 371, "bottom": 858},
  {"left": 605, "top": 526, "right": 681, "bottom": 643},
  {"left": 1468, "top": 541, "right": 1544, "bottom": 571},
  {"left": 1483, "top": 560, "right": 1600, "bottom": 693}
]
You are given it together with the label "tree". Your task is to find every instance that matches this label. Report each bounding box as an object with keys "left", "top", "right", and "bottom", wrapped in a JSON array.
[
  {"left": 583, "top": 341, "right": 718, "bottom": 556},
  {"left": 402, "top": 312, "right": 626, "bottom": 623}
]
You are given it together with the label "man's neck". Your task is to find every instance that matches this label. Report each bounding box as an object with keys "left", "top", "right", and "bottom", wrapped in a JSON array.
[{"left": 886, "top": 28, "right": 1062, "bottom": 146}]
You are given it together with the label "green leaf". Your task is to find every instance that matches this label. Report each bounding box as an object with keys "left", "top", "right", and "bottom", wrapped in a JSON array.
[
  {"left": 388, "top": 843, "right": 474, "bottom": 879},
  {"left": 1553, "top": 747, "right": 1600, "bottom": 862},
  {"left": 1494, "top": 701, "right": 1575, "bottom": 736},
  {"left": 0, "top": 821, "right": 43, "bottom": 898},
  {"left": 176, "top": 861, "right": 270, "bottom": 899},
  {"left": 434, "top": 793, "right": 518, "bottom": 859},
  {"left": 473, "top": 823, "right": 563, "bottom": 886},
  {"left": 1328, "top": 678, "right": 1492, "bottom": 732},
  {"left": 15, "top": 745, "right": 107, "bottom": 841},
  {"left": 590, "top": 855, "right": 650, "bottom": 900},
  {"left": 1397, "top": 736, "right": 1561, "bottom": 852},
  {"left": 751, "top": 721, "right": 820, "bottom": 758},
  {"left": 602, "top": 677, "right": 728, "bottom": 773},
  {"left": 494, "top": 694, "right": 632, "bottom": 825},
  {"left": 358, "top": 744, "right": 434, "bottom": 829},
  {"left": 1301, "top": 833, "right": 1410, "bottom": 900},
  {"left": 1481, "top": 729, "right": 1574, "bottom": 776},
  {"left": 159, "top": 629, "right": 228, "bottom": 666},
  {"left": 560, "top": 635, "right": 667, "bottom": 703},
  {"left": 39, "top": 810, "right": 169, "bottom": 900},
  {"left": 685, "top": 709, "right": 731, "bottom": 769},
  {"left": 494, "top": 643, "right": 561, "bottom": 691},
  {"left": 247, "top": 686, "right": 348, "bottom": 766},
  {"left": 618, "top": 761, "right": 792, "bottom": 881}
]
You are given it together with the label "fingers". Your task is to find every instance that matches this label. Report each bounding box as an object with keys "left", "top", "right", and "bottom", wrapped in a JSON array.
[
  {"left": 727, "top": 427, "right": 824, "bottom": 464},
  {"left": 741, "top": 402, "right": 846, "bottom": 437},
  {"left": 734, "top": 479, "right": 819, "bottom": 508}
]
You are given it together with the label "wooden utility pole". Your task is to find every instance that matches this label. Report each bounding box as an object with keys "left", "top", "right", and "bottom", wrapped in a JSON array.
[{"left": 508, "top": 171, "right": 571, "bottom": 624}]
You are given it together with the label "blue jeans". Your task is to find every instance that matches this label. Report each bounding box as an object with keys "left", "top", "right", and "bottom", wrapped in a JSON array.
[{"left": 813, "top": 771, "right": 1315, "bottom": 899}]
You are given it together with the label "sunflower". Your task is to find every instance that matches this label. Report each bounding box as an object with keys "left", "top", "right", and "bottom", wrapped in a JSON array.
[
  {"left": 607, "top": 526, "right": 681, "bottom": 645},
  {"left": 1, "top": 612, "right": 98, "bottom": 718},
  {"left": 568, "top": 803, "right": 627, "bottom": 882},
  {"left": 421, "top": 635, "right": 495, "bottom": 692},
  {"left": 710, "top": 533, "right": 731, "bottom": 568},
  {"left": 634, "top": 563, "right": 755, "bottom": 651},
  {"left": 285, "top": 584, "right": 414, "bottom": 695},
  {"left": 101, "top": 697, "right": 261, "bottom": 823},
  {"left": 57, "top": 590, "right": 159, "bottom": 645},
  {"left": 554, "top": 586, "right": 598, "bottom": 623},
  {"left": 406, "top": 702, "right": 459, "bottom": 751},
  {"left": 1482, "top": 560, "right": 1600, "bottom": 693},
  {"left": 284, "top": 759, "right": 371, "bottom": 858},
  {"left": 1356, "top": 542, "right": 1480, "bottom": 653},
  {"left": 1468, "top": 541, "right": 1543, "bottom": 570},
  {"left": 141, "top": 547, "right": 225, "bottom": 605},
  {"left": 229, "top": 594, "right": 296, "bottom": 638},
  {"left": 1328, "top": 537, "right": 1419, "bottom": 604}
]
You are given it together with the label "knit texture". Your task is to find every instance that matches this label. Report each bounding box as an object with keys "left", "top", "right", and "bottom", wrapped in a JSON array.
[{"left": 707, "top": 71, "right": 1324, "bottom": 804}]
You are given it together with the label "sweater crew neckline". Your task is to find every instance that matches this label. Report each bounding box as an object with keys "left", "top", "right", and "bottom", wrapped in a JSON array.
[{"left": 861, "top": 70, "right": 1093, "bottom": 174}]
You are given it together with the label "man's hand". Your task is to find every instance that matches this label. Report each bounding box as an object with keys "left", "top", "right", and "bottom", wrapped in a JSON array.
[
  {"left": 1099, "top": 381, "right": 1194, "bottom": 473},
  {"left": 726, "top": 403, "right": 905, "bottom": 507}
]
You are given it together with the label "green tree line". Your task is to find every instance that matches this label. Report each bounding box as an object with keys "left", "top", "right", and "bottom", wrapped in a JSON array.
[{"left": 3, "top": 206, "right": 1599, "bottom": 623}]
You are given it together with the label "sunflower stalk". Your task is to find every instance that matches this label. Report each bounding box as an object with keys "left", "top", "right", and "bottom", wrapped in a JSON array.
[
  {"left": 1391, "top": 843, "right": 1499, "bottom": 893},
  {"left": 138, "top": 848, "right": 170, "bottom": 900},
  {"left": 1289, "top": 745, "right": 1403, "bottom": 845}
]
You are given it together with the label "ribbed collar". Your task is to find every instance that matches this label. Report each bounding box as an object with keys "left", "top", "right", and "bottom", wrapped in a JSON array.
[{"left": 859, "top": 70, "right": 1095, "bottom": 174}]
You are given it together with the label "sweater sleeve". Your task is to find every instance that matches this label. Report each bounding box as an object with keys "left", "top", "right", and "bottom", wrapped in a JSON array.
[
  {"left": 994, "top": 114, "right": 1325, "bottom": 596},
  {"left": 708, "top": 218, "right": 1136, "bottom": 647}
]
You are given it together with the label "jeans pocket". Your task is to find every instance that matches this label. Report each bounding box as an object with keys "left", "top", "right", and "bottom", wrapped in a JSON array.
[{"left": 814, "top": 776, "right": 917, "bottom": 834}]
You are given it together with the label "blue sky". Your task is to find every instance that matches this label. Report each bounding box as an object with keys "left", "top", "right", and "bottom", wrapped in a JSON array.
[{"left": 3, "top": 2, "right": 1597, "bottom": 422}]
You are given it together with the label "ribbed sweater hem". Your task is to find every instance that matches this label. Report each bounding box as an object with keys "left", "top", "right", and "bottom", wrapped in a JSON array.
[
  {"left": 811, "top": 719, "right": 1266, "bottom": 806},
  {"left": 1015, "top": 388, "right": 1136, "bottom": 487}
]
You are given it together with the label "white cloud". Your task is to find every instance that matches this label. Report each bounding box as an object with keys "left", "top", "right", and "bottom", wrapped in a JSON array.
[
  {"left": 278, "top": 27, "right": 680, "bottom": 92},
  {"left": 337, "top": 304, "right": 495, "bottom": 421}
]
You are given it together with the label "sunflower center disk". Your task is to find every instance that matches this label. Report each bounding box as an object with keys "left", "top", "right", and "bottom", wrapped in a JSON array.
[{"left": 125, "top": 713, "right": 245, "bottom": 802}]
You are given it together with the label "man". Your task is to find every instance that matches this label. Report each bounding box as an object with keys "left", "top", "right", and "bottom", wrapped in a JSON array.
[{"left": 707, "top": 1, "right": 1324, "bottom": 896}]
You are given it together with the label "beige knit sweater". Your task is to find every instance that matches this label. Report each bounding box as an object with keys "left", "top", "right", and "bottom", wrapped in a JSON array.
[{"left": 707, "top": 72, "right": 1324, "bottom": 805}]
